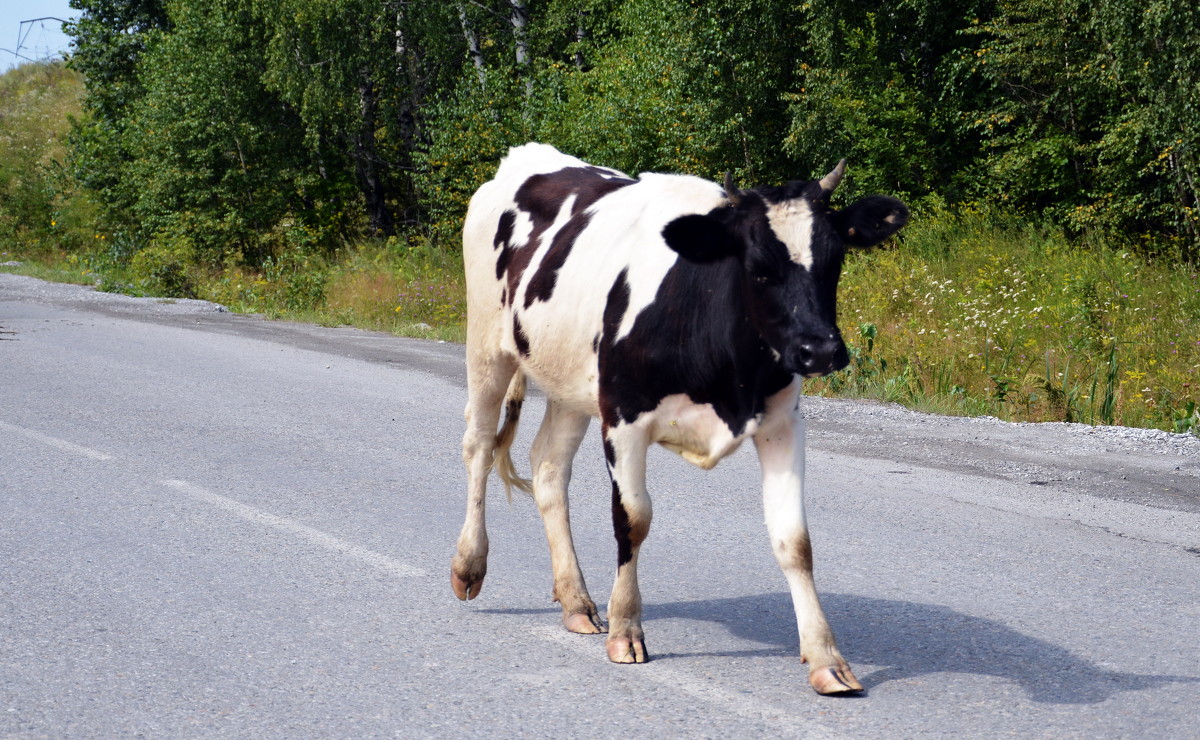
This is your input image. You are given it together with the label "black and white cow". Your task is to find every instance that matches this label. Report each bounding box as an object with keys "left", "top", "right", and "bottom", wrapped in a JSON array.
[{"left": 452, "top": 143, "right": 907, "bottom": 695}]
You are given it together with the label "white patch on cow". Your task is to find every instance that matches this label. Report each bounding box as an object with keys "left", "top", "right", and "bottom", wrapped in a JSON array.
[
  {"left": 753, "top": 380, "right": 807, "bottom": 533},
  {"left": 766, "top": 199, "right": 815, "bottom": 269},
  {"left": 626, "top": 393, "right": 761, "bottom": 470},
  {"left": 510, "top": 208, "right": 534, "bottom": 249}
]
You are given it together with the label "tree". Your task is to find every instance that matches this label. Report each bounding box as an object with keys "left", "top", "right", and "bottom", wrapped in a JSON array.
[
  {"left": 258, "top": 0, "right": 396, "bottom": 235},
  {"left": 535, "top": 0, "right": 805, "bottom": 182},
  {"left": 125, "top": 0, "right": 314, "bottom": 261},
  {"left": 784, "top": 0, "right": 995, "bottom": 203},
  {"left": 963, "top": 0, "right": 1107, "bottom": 215},
  {"left": 66, "top": 0, "right": 170, "bottom": 124},
  {"left": 58, "top": 0, "right": 1200, "bottom": 265},
  {"left": 65, "top": 0, "right": 170, "bottom": 221},
  {"left": 1089, "top": 0, "right": 1200, "bottom": 254}
]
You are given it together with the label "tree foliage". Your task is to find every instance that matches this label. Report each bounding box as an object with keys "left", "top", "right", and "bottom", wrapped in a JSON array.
[{"left": 60, "top": 0, "right": 1200, "bottom": 264}]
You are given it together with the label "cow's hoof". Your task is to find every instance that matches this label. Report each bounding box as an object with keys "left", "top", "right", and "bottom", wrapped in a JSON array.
[
  {"left": 451, "top": 569, "right": 484, "bottom": 601},
  {"left": 563, "top": 611, "right": 607, "bottom": 634},
  {"left": 808, "top": 664, "right": 863, "bottom": 695},
  {"left": 606, "top": 635, "right": 648, "bottom": 663}
]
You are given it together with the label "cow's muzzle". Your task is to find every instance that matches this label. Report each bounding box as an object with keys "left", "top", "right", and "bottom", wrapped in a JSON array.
[{"left": 788, "top": 337, "right": 850, "bottom": 378}]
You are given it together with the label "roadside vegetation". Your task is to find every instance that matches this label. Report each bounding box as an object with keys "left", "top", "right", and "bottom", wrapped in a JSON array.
[
  {"left": 1, "top": 0, "right": 1198, "bottom": 434},
  {"left": 813, "top": 211, "right": 1200, "bottom": 433}
]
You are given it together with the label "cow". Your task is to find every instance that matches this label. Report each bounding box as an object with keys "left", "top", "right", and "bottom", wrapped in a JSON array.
[{"left": 451, "top": 143, "right": 907, "bottom": 695}]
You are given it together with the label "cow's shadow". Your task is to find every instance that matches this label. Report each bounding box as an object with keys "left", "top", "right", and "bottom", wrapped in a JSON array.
[{"left": 486, "top": 592, "right": 1199, "bottom": 704}]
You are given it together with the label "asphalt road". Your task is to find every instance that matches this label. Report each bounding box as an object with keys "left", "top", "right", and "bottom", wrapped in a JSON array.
[{"left": 2, "top": 273, "right": 1199, "bottom": 738}]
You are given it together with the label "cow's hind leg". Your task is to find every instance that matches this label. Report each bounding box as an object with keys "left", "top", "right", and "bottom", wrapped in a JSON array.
[
  {"left": 529, "top": 401, "right": 604, "bottom": 633},
  {"left": 452, "top": 352, "right": 518, "bottom": 601},
  {"left": 754, "top": 386, "right": 861, "bottom": 695},
  {"left": 602, "top": 423, "right": 651, "bottom": 663}
]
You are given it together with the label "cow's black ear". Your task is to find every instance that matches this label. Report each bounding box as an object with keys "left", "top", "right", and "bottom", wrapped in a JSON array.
[
  {"left": 662, "top": 214, "right": 741, "bottom": 263},
  {"left": 832, "top": 195, "right": 909, "bottom": 248}
]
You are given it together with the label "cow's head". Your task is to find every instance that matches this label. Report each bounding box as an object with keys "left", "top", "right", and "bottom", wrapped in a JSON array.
[{"left": 662, "top": 161, "right": 908, "bottom": 377}]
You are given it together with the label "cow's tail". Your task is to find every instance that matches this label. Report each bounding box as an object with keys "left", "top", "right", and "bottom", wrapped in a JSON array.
[{"left": 494, "top": 370, "right": 533, "bottom": 501}]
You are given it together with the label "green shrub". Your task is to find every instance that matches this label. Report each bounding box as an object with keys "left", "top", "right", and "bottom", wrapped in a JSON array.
[{"left": 128, "top": 237, "right": 197, "bottom": 298}]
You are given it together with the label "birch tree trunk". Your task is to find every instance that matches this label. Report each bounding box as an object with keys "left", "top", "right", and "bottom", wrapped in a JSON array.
[
  {"left": 458, "top": 4, "right": 487, "bottom": 89},
  {"left": 509, "top": 0, "right": 533, "bottom": 97}
]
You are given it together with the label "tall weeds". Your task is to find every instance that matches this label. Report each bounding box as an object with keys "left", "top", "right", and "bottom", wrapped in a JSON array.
[{"left": 807, "top": 207, "right": 1200, "bottom": 432}]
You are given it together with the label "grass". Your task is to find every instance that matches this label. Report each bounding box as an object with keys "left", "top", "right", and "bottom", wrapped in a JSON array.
[
  {"left": 808, "top": 206, "right": 1200, "bottom": 433},
  {"left": 198, "top": 237, "right": 467, "bottom": 343}
]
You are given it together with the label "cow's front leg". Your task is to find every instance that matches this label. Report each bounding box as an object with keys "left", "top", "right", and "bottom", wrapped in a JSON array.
[
  {"left": 754, "top": 385, "right": 861, "bottom": 695},
  {"left": 602, "top": 423, "right": 652, "bottom": 663}
]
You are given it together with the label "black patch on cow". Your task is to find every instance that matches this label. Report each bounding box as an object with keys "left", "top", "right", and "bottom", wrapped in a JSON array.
[
  {"left": 513, "top": 313, "right": 530, "bottom": 356},
  {"left": 726, "top": 190, "right": 854, "bottom": 375},
  {"left": 756, "top": 179, "right": 825, "bottom": 205},
  {"left": 611, "top": 481, "right": 634, "bottom": 567},
  {"left": 603, "top": 429, "right": 633, "bottom": 566},
  {"left": 597, "top": 270, "right": 632, "bottom": 425},
  {"left": 496, "top": 231, "right": 538, "bottom": 294},
  {"left": 602, "top": 433, "right": 617, "bottom": 467},
  {"left": 495, "top": 244, "right": 511, "bottom": 282},
  {"left": 603, "top": 426, "right": 650, "bottom": 568},
  {"left": 600, "top": 269, "right": 632, "bottom": 345},
  {"left": 515, "top": 167, "right": 634, "bottom": 225},
  {"left": 496, "top": 167, "right": 635, "bottom": 306},
  {"left": 742, "top": 185, "right": 905, "bottom": 375},
  {"left": 494, "top": 210, "right": 516, "bottom": 250},
  {"left": 524, "top": 211, "right": 593, "bottom": 308},
  {"left": 592, "top": 332, "right": 602, "bottom": 354},
  {"left": 597, "top": 245, "right": 792, "bottom": 433},
  {"left": 494, "top": 210, "right": 519, "bottom": 287}
]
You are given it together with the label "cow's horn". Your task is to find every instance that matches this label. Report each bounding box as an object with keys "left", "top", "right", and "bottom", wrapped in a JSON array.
[
  {"left": 723, "top": 171, "right": 741, "bottom": 205},
  {"left": 819, "top": 159, "right": 847, "bottom": 194}
]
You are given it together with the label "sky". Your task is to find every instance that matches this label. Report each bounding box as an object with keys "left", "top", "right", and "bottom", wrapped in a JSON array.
[{"left": 1, "top": 0, "right": 78, "bottom": 73}]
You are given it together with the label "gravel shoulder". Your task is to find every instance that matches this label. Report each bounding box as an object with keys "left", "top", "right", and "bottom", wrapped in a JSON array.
[{"left": 4, "top": 271, "right": 1197, "bottom": 515}]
